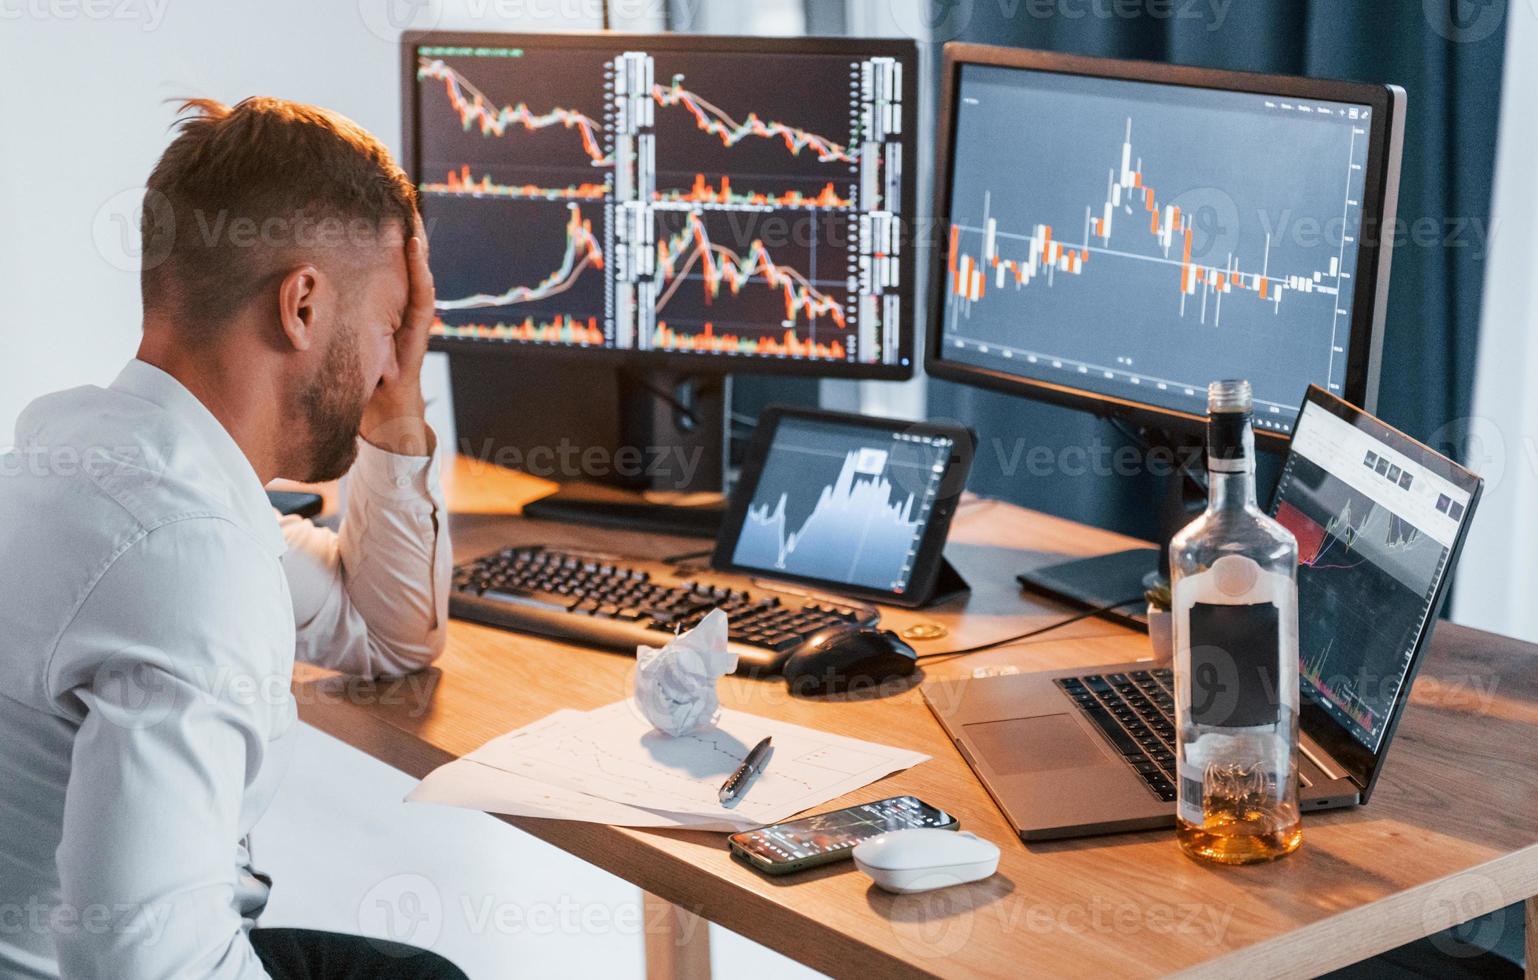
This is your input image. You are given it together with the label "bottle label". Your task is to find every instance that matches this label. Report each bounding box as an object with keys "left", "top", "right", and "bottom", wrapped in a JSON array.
[
  {"left": 1207, "top": 411, "right": 1250, "bottom": 464},
  {"left": 1188, "top": 601, "right": 1281, "bottom": 727},
  {"left": 1177, "top": 760, "right": 1204, "bottom": 825}
]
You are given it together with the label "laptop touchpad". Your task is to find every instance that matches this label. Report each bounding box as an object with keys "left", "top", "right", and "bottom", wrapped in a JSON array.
[{"left": 964, "top": 715, "right": 1119, "bottom": 774}]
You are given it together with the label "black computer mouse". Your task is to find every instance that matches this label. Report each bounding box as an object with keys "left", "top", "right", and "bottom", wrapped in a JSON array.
[{"left": 781, "top": 625, "right": 918, "bottom": 696}]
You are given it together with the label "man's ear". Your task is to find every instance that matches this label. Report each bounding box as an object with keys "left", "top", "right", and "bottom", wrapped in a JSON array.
[{"left": 276, "top": 265, "right": 322, "bottom": 352}]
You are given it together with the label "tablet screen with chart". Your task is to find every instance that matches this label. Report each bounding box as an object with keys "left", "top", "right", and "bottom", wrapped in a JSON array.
[{"left": 717, "top": 411, "right": 970, "bottom": 601}]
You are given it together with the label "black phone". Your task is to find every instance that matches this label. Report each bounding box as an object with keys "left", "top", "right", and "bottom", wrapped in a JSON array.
[
  {"left": 728, "top": 796, "right": 958, "bottom": 875},
  {"left": 266, "top": 490, "right": 324, "bottom": 519}
]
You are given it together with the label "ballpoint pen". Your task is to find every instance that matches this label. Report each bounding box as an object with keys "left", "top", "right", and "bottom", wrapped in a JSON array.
[{"left": 718, "top": 737, "right": 773, "bottom": 806}]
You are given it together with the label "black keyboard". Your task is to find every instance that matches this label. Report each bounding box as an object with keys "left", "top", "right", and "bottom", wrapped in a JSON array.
[
  {"left": 1056, "top": 669, "right": 1178, "bottom": 802},
  {"left": 450, "top": 546, "right": 876, "bottom": 674}
]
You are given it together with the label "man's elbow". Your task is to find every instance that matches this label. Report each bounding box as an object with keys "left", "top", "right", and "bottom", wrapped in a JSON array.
[
  {"left": 364, "top": 622, "right": 446, "bottom": 678},
  {"left": 422, "top": 619, "right": 449, "bottom": 666}
]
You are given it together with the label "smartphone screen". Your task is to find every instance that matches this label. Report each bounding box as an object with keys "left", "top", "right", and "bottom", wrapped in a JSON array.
[{"left": 729, "top": 796, "right": 957, "bottom": 872}]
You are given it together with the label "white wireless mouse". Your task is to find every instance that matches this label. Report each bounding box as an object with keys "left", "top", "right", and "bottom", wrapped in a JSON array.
[{"left": 852, "top": 828, "right": 1000, "bottom": 894}]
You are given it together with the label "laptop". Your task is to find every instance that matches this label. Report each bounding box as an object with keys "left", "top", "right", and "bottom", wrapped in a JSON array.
[{"left": 923, "top": 386, "right": 1484, "bottom": 840}]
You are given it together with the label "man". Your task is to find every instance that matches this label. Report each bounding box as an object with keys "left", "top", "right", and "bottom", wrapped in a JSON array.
[{"left": 0, "top": 98, "right": 466, "bottom": 979}]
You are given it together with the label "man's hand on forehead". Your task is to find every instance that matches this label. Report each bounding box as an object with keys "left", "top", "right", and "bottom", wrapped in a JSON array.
[{"left": 359, "top": 211, "right": 435, "bottom": 457}]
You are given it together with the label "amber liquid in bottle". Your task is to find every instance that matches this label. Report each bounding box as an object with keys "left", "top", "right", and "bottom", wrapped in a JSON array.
[{"left": 1171, "top": 380, "right": 1302, "bottom": 865}]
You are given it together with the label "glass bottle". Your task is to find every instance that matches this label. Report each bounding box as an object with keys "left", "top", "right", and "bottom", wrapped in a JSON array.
[{"left": 1170, "top": 379, "right": 1302, "bottom": 864}]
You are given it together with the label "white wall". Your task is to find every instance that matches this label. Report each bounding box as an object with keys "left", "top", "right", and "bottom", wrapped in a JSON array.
[
  {"left": 0, "top": 2, "right": 420, "bottom": 435},
  {"left": 1451, "top": 2, "right": 1538, "bottom": 641}
]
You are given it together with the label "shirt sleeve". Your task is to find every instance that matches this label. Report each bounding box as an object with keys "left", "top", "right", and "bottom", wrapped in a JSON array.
[
  {"left": 281, "top": 436, "right": 452, "bottom": 678},
  {"left": 47, "top": 518, "right": 287, "bottom": 980}
]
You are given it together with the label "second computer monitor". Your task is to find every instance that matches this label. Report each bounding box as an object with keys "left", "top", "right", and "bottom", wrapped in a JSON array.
[
  {"left": 926, "top": 45, "right": 1404, "bottom": 440},
  {"left": 403, "top": 32, "right": 917, "bottom": 378}
]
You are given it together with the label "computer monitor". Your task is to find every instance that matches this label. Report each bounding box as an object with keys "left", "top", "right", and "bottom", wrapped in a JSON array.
[
  {"left": 924, "top": 43, "right": 1405, "bottom": 617},
  {"left": 927, "top": 44, "right": 1403, "bottom": 441},
  {"left": 402, "top": 31, "right": 918, "bottom": 379}
]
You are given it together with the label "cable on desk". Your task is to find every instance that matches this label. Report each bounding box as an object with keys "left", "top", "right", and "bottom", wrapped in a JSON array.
[
  {"left": 618, "top": 368, "right": 726, "bottom": 430},
  {"left": 915, "top": 596, "right": 1146, "bottom": 662}
]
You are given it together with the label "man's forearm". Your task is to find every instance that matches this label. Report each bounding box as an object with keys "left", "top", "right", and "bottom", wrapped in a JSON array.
[{"left": 287, "top": 435, "right": 451, "bottom": 677}]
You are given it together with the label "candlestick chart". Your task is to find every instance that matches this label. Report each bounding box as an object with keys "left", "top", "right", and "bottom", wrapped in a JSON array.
[
  {"left": 939, "top": 64, "right": 1375, "bottom": 429},
  {"left": 413, "top": 43, "right": 909, "bottom": 367}
]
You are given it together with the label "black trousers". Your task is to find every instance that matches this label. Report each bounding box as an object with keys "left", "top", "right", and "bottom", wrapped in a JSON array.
[{"left": 250, "top": 928, "right": 468, "bottom": 980}]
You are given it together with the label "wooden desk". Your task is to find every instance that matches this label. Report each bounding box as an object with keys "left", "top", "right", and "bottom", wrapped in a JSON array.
[{"left": 295, "top": 456, "right": 1538, "bottom": 979}]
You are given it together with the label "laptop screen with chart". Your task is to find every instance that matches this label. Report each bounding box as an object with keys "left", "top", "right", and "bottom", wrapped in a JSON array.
[
  {"left": 927, "top": 50, "right": 1403, "bottom": 436},
  {"left": 714, "top": 409, "right": 973, "bottom": 606},
  {"left": 1271, "top": 387, "right": 1481, "bottom": 790}
]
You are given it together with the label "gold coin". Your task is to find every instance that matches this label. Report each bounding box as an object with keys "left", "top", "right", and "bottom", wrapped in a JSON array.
[{"left": 900, "top": 622, "right": 948, "bottom": 641}]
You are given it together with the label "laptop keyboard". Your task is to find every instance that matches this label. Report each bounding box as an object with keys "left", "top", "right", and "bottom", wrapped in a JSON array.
[{"left": 1056, "top": 669, "right": 1178, "bottom": 802}]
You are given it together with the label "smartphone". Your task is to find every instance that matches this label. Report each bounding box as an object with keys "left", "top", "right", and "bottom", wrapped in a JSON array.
[
  {"left": 265, "top": 490, "right": 324, "bottom": 519},
  {"left": 728, "top": 796, "right": 958, "bottom": 875}
]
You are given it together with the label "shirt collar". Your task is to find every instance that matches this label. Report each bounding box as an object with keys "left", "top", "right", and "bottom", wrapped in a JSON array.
[{"left": 111, "top": 358, "right": 286, "bottom": 557}]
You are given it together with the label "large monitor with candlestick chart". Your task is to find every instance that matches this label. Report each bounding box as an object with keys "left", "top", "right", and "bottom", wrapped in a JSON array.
[
  {"left": 926, "top": 44, "right": 1404, "bottom": 441},
  {"left": 403, "top": 32, "right": 917, "bottom": 379},
  {"left": 924, "top": 43, "right": 1405, "bottom": 621}
]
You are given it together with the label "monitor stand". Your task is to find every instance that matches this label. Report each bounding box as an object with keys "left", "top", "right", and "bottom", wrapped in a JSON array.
[
  {"left": 1014, "top": 429, "right": 1205, "bottom": 630},
  {"left": 448, "top": 354, "right": 729, "bottom": 539},
  {"left": 522, "top": 370, "right": 730, "bottom": 538},
  {"left": 521, "top": 480, "right": 726, "bottom": 539}
]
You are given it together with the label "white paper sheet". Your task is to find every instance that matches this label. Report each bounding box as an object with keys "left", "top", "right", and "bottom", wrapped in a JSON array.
[
  {"left": 407, "top": 758, "right": 760, "bottom": 831},
  {"left": 406, "top": 700, "right": 929, "bottom": 830}
]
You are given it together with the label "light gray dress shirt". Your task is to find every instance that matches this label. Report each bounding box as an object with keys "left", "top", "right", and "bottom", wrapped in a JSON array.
[{"left": 0, "top": 359, "right": 452, "bottom": 979}]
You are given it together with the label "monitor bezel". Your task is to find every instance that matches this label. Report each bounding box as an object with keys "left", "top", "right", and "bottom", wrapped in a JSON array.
[
  {"left": 402, "top": 30, "right": 919, "bottom": 380},
  {"left": 710, "top": 405, "right": 976, "bottom": 608},
  {"left": 1278, "top": 385, "right": 1483, "bottom": 800},
  {"left": 924, "top": 43, "right": 1403, "bottom": 446}
]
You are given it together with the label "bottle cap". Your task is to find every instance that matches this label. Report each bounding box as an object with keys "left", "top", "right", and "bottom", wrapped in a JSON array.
[
  {"left": 1208, "top": 379, "right": 1253, "bottom": 416},
  {"left": 1207, "top": 380, "right": 1253, "bottom": 468}
]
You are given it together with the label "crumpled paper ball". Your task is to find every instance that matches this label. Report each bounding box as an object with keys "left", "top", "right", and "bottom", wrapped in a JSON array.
[{"left": 634, "top": 609, "right": 739, "bottom": 736}]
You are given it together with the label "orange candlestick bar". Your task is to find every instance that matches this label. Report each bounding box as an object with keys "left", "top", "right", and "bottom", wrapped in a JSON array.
[
  {"left": 653, "top": 321, "right": 849, "bottom": 360},
  {"left": 423, "top": 164, "right": 608, "bottom": 201},
  {"left": 658, "top": 174, "right": 854, "bottom": 208}
]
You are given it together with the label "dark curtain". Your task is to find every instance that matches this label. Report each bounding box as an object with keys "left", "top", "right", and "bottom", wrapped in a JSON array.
[{"left": 923, "top": 0, "right": 1506, "bottom": 539}]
